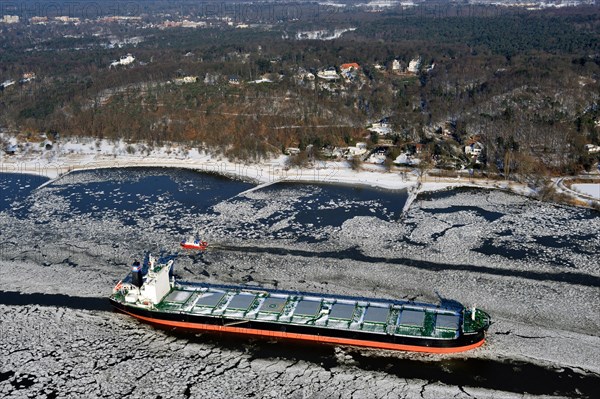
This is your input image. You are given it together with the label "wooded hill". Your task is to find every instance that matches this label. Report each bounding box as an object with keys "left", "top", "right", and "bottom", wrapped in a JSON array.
[{"left": 1, "top": 4, "right": 599, "bottom": 172}]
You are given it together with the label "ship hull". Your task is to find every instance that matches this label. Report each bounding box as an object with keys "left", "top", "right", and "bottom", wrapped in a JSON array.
[
  {"left": 180, "top": 243, "right": 208, "bottom": 250},
  {"left": 110, "top": 299, "right": 485, "bottom": 354}
]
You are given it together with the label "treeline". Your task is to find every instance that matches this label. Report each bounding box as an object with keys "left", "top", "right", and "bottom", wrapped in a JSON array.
[{"left": 0, "top": 5, "right": 599, "bottom": 171}]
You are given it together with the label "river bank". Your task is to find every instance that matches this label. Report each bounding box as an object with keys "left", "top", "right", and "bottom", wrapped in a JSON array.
[{"left": 0, "top": 145, "right": 548, "bottom": 201}]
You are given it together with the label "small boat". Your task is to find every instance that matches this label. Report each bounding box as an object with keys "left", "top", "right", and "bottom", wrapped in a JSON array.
[{"left": 180, "top": 237, "right": 208, "bottom": 250}]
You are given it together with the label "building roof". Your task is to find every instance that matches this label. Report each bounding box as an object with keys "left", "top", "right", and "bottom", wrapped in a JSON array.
[{"left": 341, "top": 62, "right": 360, "bottom": 70}]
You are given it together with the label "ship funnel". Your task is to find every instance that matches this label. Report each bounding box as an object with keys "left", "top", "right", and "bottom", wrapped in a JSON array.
[{"left": 131, "top": 260, "right": 143, "bottom": 287}]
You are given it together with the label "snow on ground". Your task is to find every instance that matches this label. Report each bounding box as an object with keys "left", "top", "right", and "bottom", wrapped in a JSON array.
[
  {"left": 555, "top": 177, "right": 600, "bottom": 206},
  {"left": 0, "top": 138, "right": 415, "bottom": 190},
  {"left": 0, "top": 167, "right": 599, "bottom": 397},
  {"left": 572, "top": 183, "right": 600, "bottom": 199}
]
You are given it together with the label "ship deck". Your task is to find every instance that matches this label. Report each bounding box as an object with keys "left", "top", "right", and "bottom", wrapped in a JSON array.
[{"left": 114, "top": 283, "right": 466, "bottom": 340}]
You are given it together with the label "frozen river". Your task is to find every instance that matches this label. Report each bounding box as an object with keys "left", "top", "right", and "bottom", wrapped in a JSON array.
[{"left": 0, "top": 168, "right": 598, "bottom": 398}]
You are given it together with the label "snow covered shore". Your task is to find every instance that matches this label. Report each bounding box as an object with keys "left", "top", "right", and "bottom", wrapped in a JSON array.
[
  {"left": 0, "top": 137, "right": 412, "bottom": 188},
  {"left": 1, "top": 137, "right": 546, "bottom": 201}
]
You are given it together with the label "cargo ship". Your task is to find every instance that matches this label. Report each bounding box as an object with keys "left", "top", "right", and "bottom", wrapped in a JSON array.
[{"left": 109, "top": 255, "right": 491, "bottom": 353}]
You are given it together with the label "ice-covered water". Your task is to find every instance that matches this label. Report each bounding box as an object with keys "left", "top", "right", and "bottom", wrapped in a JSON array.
[
  {"left": 0, "top": 173, "right": 49, "bottom": 212},
  {"left": 214, "top": 182, "right": 407, "bottom": 242},
  {"left": 0, "top": 169, "right": 599, "bottom": 398}
]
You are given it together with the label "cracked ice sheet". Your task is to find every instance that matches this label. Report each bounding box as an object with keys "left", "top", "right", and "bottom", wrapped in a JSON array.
[
  {"left": 1, "top": 171, "right": 599, "bottom": 392},
  {"left": 372, "top": 189, "right": 600, "bottom": 275},
  {"left": 0, "top": 305, "right": 554, "bottom": 399}
]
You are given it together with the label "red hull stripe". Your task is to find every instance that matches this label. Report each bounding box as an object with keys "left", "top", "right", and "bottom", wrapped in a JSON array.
[{"left": 119, "top": 308, "right": 485, "bottom": 354}]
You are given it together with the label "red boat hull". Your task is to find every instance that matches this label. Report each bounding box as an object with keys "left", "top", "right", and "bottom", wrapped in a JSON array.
[{"left": 180, "top": 242, "right": 208, "bottom": 250}]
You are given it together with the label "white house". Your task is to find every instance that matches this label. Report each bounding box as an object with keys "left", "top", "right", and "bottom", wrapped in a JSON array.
[
  {"left": 368, "top": 117, "right": 392, "bottom": 136},
  {"left": 174, "top": 76, "right": 198, "bottom": 84},
  {"left": 119, "top": 54, "right": 135, "bottom": 65},
  {"left": 317, "top": 67, "right": 339, "bottom": 80},
  {"left": 584, "top": 144, "right": 600, "bottom": 153},
  {"left": 367, "top": 153, "right": 386, "bottom": 164},
  {"left": 347, "top": 142, "right": 368, "bottom": 157},
  {"left": 1, "top": 80, "right": 15, "bottom": 89},
  {"left": 394, "top": 153, "right": 420, "bottom": 166},
  {"left": 392, "top": 59, "right": 401, "bottom": 72},
  {"left": 1, "top": 15, "right": 19, "bottom": 24},
  {"left": 407, "top": 57, "right": 421, "bottom": 74},
  {"left": 110, "top": 54, "right": 135, "bottom": 68},
  {"left": 465, "top": 142, "right": 484, "bottom": 157}
]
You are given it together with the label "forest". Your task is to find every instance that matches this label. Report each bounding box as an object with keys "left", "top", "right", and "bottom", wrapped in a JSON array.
[{"left": 1, "top": 2, "right": 599, "bottom": 174}]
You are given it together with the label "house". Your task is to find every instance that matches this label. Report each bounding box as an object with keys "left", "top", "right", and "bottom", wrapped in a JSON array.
[
  {"left": 30, "top": 16, "right": 48, "bottom": 24},
  {"left": 1, "top": 15, "right": 20, "bottom": 24},
  {"left": 1, "top": 80, "right": 15, "bottom": 90},
  {"left": 55, "top": 16, "right": 80, "bottom": 23},
  {"left": 465, "top": 142, "right": 484, "bottom": 157},
  {"left": 394, "top": 153, "right": 420, "bottom": 166},
  {"left": 22, "top": 72, "right": 36, "bottom": 80},
  {"left": 119, "top": 54, "right": 135, "bottom": 65},
  {"left": 340, "top": 63, "right": 360, "bottom": 73},
  {"left": 110, "top": 54, "right": 135, "bottom": 68},
  {"left": 317, "top": 67, "right": 339, "bottom": 80},
  {"left": 392, "top": 59, "right": 401, "bottom": 72},
  {"left": 174, "top": 76, "right": 198, "bottom": 84},
  {"left": 367, "top": 152, "right": 386, "bottom": 165},
  {"left": 407, "top": 57, "right": 421, "bottom": 74},
  {"left": 414, "top": 143, "right": 424, "bottom": 154},
  {"left": 373, "top": 63, "right": 385, "bottom": 71},
  {"left": 250, "top": 73, "right": 282, "bottom": 84},
  {"left": 584, "top": 144, "right": 600, "bottom": 153},
  {"left": 204, "top": 73, "right": 220, "bottom": 85},
  {"left": 347, "top": 142, "right": 368, "bottom": 157},
  {"left": 228, "top": 75, "right": 241, "bottom": 85},
  {"left": 368, "top": 117, "right": 392, "bottom": 136}
]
